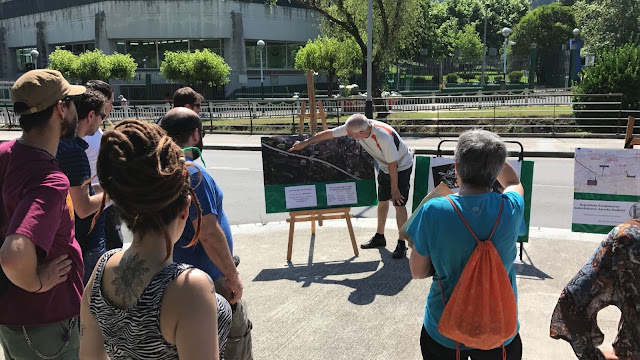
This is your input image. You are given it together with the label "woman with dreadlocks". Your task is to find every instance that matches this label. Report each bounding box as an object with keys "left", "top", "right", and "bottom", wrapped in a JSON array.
[{"left": 78, "top": 120, "right": 231, "bottom": 360}]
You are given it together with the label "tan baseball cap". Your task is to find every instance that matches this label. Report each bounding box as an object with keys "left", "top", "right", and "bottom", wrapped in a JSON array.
[{"left": 11, "top": 69, "right": 86, "bottom": 115}]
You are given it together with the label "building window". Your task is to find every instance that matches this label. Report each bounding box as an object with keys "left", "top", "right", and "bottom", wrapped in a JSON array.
[
  {"left": 15, "top": 47, "right": 37, "bottom": 72},
  {"left": 157, "top": 39, "right": 189, "bottom": 63},
  {"left": 287, "top": 43, "right": 303, "bottom": 69},
  {"left": 127, "top": 41, "right": 159, "bottom": 69},
  {"left": 54, "top": 42, "right": 95, "bottom": 55},
  {"left": 190, "top": 39, "right": 223, "bottom": 57},
  {"left": 246, "top": 41, "right": 305, "bottom": 69},
  {"left": 116, "top": 41, "right": 126, "bottom": 54}
]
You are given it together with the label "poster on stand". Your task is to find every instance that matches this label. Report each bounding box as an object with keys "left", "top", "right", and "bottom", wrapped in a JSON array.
[
  {"left": 261, "top": 136, "right": 378, "bottom": 213},
  {"left": 572, "top": 148, "right": 640, "bottom": 234}
]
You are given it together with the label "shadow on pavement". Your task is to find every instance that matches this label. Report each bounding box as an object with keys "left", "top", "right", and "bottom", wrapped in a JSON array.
[
  {"left": 514, "top": 247, "right": 553, "bottom": 280},
  {"left": 252, "top": 247, "right": 412, "bottom": 305}
]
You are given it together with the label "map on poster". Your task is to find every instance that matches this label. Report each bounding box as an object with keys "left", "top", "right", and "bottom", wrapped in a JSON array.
[{"left": 572, "top": 148, "right": 640, "bottom": 233}]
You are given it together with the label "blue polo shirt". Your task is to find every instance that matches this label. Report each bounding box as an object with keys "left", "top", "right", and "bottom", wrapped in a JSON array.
[
  {"left": 57, "top": 137, "right": 105, "bottom": 252},
  {"left": 406, "top": 191, "right": 526, "bottom": 350},
  {"left": 173, "top": 159, "right": 233, "bottom": 281}
]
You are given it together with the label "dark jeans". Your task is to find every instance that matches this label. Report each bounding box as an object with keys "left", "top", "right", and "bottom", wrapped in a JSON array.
[
  {"left": 83, "top": 243, "right": 106, "bottom": 285},
  {"left": 420, "top": 326, "right": 522, "bottom": 360},
  {"left": 104, "top": 206, "right": 123, "bottom": 251}
]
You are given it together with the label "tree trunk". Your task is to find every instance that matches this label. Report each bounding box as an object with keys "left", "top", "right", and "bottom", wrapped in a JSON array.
[{"left": 328, "top": 70, "right": 335, "bottom": 98}]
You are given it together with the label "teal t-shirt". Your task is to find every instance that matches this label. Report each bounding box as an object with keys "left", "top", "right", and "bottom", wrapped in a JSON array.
[{"left": 406, "top": 191, "right": 526, "bottom": 350}]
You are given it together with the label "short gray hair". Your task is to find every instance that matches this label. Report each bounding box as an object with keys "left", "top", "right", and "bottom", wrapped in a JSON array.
[
  {"left": 345, "top": 114, "right": 370, "bottom": 132},
  {"left": 455, "top": 129, "right": 507, "bottom": 188}
]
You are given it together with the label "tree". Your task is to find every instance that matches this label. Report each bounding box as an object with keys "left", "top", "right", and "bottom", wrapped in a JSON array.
[
  {"left": 294, "top": 36, "right": 362, "bottom": 97},
  {"left": 279, "top": 0, "right": 423, "bottom": 97},
  {"left": 511, "top": 3, "right": 575, "bottom": 55},
  {"left": 108, "top": 53, "right": 137, "bottom": 82},
  {"left": 575, "top": 43, "right": 640, "bottom": 110},
  {"left": 160, "top": 49, "right": 230, "bottom": 87},
  {"left": 572, "top": 0, "right": 640, "bottom": 55},
  {"left": 452, "top": 24, "right": 484, "bottom": 61},
  {"left": 48, "top": 50, "right": 77, "bottom": 78},
  {"left": 48, "top": 49, "right": 137, "bottom": 83}
]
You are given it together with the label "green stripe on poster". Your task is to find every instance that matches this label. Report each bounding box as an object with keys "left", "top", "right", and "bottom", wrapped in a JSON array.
[
  {"left": 518, "top": 160, "right": 534, "bottom": 243},
  {"left": 264, "top": 179, "right": 378, "bottom": 213},
  {"left": 574, "top": 193, "right": 640, "bottom": 202},
  {"left": 571, "top": 223, "right": 614, "bottom": 235},
  {"left": 412, "top": 156, "right": 431, "bottom": 212}
]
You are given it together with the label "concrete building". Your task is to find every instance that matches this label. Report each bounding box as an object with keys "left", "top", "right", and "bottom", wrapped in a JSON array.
[{"left": 0, "top": 0, "right": 321, "bottom": 98}]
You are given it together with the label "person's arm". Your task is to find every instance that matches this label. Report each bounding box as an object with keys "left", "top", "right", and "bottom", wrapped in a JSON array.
[
  {"left": 69, "top": 185, "right": 105, "bottom": 219},
  {"left": 195, "top": 214, "right": 243, "bottom": 304},
  {"left": 496, "top": 161, "right": 524, "bottom": 197},
  {"left": 288, "top": 129, "right": 335, "bottom": 152},
  {"left": 174, "top": 270, "right": 220, "bottom": 360},
  {"left": 0, "top": 234, "right": 72, "bottom": 292},
  {"left": 409, "top": 243, "right": 433, "bottom": 279},
  {"left": 79, "top": 266, "right": 109, "bottom": 360},
  {"left": 550, "top": 236, "right": 616, "bottom": 360},
  {"left": 387, "top": 161, "right": 405, "bottom": 206}
]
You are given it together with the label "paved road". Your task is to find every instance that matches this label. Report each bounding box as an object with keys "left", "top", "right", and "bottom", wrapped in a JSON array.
[{"left": 199, "top": 150, "right": 574, "bottom": 229}]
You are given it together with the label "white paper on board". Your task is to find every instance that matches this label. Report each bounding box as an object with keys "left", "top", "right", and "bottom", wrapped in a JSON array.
[
  {"left": 326, "top": 182, "right": 358, "bottom": 206},
  {"left": 285, "top": 185, "right": 318, "bottom": 209}
]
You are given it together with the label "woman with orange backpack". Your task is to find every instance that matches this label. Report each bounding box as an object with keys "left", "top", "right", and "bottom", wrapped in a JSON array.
[{"left": 406, "top": 129, "right": 527, "bottom": 360}]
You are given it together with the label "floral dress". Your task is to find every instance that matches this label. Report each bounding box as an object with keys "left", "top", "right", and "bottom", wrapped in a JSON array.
[{"left": 550, "top": 219, "right": 640, "bottom": 360}]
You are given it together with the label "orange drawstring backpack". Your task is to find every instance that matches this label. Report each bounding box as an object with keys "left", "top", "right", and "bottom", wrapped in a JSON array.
[{"left": 436, "top": 196, "right": 517, "bottom": 360}]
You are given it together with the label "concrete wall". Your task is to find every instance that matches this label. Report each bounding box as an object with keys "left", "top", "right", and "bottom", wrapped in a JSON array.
[{"left": 0, "top": 0, "right": 321, "bottom": 92}]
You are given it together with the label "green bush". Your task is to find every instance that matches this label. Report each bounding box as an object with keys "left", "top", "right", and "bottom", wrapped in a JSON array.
[
  {"left": 507, "top": 71, "right": 524, "bottom": 83},
  {"left": 459, "top": 73, "right": 477, "bottom": 82},
  {"left": 494, "top": 76, "right": 504, "bottom": 83},
  {"left": 573, "top": 43, "right": 640, "bottom": 133},
  {"left": 446, "top": 73, "right": 459, "bottom": 83}
]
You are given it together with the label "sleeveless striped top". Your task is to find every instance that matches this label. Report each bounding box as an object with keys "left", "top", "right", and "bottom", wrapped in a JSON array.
[{"left": 89, "top": 249, "right": 227, "bottom": 359}]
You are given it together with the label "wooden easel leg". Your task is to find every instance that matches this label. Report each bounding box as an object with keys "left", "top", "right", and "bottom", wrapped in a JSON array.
[
  {"left": 345, "top": 211, "right": 358, "bottom": 256},
  {"left": 287, "top": 215, "right": 295, "bottom": 261},
  {"left": 311, "top": 218, "right": 316, "bottom": 235}
]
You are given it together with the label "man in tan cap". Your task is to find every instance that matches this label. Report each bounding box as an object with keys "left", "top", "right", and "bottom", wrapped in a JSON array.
[{"left": 0, "top": 69, "right": 86, "bottom": 359}]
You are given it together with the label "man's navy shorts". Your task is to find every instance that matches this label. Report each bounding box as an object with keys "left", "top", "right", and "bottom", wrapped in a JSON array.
[{"left": 377, "top": 166, "right": 412, "bottom": 206}]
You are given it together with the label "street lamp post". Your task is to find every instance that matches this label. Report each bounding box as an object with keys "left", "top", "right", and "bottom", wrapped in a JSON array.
[
  {"left": 257, "top": 40, "right": 266, "bottom": 100},
  {"left": 501, "top": 27, "right": 512, "bottom": 79},
  {"left": 365, "top": 0, "right": 373, "bottom": 119},
  {"left": 481, "top": 2, "right": 488, "bottom": 86},
  {"left": 30, "top": 49, "right": 39, "bottom": 70}
]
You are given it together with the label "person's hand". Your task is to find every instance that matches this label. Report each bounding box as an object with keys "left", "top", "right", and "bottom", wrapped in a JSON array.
[
  {"left": 36, "top": 254, "right": 72, "bottom": 293},
  {"left": 288, "top": 140, "right": 306, "bottom": 152},
  {"left": 224, "top": 272, "right": 244, "bottom": 305},
  {"left": 391, "top": 188, "right": 405, "bottom": 206}
]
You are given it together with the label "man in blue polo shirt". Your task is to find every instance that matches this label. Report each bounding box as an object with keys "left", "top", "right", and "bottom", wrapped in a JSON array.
[
  {"left": 57, "top": 89, "right": 108, "bottom": 284},
  {"left": 160, "top": 107, "right": 253, "bottom": 360}
]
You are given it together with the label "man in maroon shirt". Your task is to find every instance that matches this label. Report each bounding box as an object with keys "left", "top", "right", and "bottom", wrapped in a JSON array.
[{"left": 0, "top": 70, "right": 85, "bottom": 359}]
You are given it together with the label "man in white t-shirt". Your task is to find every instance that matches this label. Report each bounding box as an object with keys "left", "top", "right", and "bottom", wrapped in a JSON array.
[
  {"left": 83, "top": 80, "right": 123, "bottom": 251},
  {"left": 289, "top": 114, "right": 413, "bottom": 259}
]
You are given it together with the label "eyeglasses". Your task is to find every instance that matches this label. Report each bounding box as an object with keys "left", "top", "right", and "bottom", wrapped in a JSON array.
[
  {"left": 98, "top": 113, "right": 107, "bottom": 120},
  {"left": 192, "top": 103, "right": 202, "bottom": 109},
  {"left": 198, "top": 127, "right": 206, "bottom": 138}
]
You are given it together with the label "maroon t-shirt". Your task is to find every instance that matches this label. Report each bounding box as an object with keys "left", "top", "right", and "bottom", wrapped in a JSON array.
[{"left": 0, "top": 139, "right": 83, "bottom": 326}]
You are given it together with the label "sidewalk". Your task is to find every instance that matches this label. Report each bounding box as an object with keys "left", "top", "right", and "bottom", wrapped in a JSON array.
[
  {"left": 0, "top": 130, "right": 626, "bottom": 157},
  {"left": 231, "top": 219, "right": 615, "bottom": 360}
]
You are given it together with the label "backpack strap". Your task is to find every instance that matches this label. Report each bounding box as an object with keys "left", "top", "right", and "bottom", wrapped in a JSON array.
[{"left": 445, "top": 195, "right": 504, "bottom": 243}]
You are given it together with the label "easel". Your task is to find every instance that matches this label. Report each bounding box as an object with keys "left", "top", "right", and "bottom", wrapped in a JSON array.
[
  {"left": 297, "top": 70, "right": 328, "bottom": 135},
  {"left": 624, "top": 116, "right": 640, "bottom": 148},
  {"left": 286, "top": 71, "right": 357, "bottom": 261},
  {"left": 286, "top": 207, "right": 359, "bottom": 261}
]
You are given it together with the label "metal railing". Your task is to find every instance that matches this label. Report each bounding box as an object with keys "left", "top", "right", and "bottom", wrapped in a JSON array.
[{"left": 1, "top": 90, "right": 638, "bottom": 136}]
